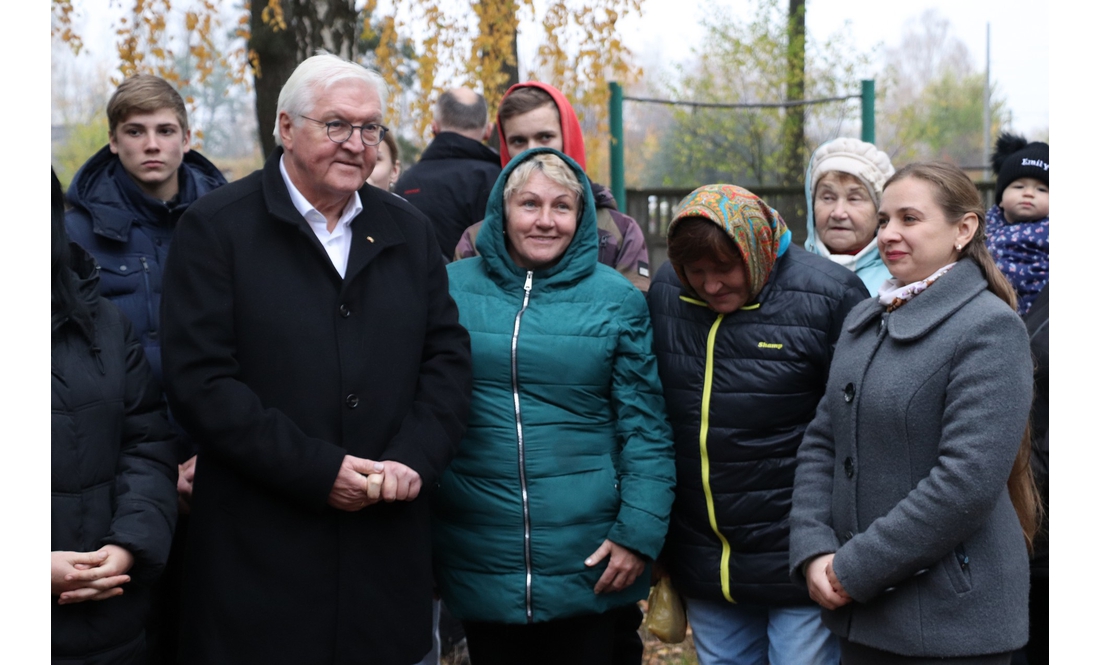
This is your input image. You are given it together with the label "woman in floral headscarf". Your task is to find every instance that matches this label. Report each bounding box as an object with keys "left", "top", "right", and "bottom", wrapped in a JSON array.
[{"left": 646, "top": 185, "right": 867, "bottom": 665}]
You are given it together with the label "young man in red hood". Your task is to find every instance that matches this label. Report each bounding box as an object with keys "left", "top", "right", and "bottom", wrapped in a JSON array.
[{"left": 452, "top": 82, "right": 651, "bottom": 292}]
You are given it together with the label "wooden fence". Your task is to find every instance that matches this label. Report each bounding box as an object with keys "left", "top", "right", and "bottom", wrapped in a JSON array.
[{"left": 628, "top": 181, "right": 997, "bottom": 271}]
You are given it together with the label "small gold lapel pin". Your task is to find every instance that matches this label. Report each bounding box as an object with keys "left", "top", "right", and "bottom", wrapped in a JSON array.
[{"left": 366, "top": 236, "right": 375, "bottom": 243}]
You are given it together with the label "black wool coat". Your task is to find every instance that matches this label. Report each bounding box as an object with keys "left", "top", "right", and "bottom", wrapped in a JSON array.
[
  {"left": 161, "top": 149, "right": 473, "bottom": 665},
  {"left": 394, "top": 131, "right": 502, "bottom": 257}
]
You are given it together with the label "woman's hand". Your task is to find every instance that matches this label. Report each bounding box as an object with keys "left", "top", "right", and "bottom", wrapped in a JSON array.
[
  {"left": 52, "top": 550, "right": 109, "bottom": 596},
  {"left": 55, "top": 545, "right": 135, "bottom": 605},
  {"left": 586, "top": 539, "right": 646, "bottom": 594},
  {"left": 806, "top": 553, "right": 852, "bottom": 610}
]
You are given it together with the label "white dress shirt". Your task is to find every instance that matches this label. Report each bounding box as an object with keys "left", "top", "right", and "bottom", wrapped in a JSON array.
[{"left": 280, "top": 156, "right": 363, "bottom": 278}]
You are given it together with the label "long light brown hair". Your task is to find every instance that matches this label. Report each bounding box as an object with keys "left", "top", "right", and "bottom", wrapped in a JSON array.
[{"left": 884, "top": 162, "right": 1042, "bottom": 551}]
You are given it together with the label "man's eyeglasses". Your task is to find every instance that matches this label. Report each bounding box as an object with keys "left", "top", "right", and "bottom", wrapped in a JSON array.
[{"left": 299, "top": 115, "right": 388, "bottom": 146}]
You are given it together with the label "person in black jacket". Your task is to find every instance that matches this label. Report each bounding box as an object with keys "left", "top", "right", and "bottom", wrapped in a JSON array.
[
  {"left": 64, "top": 74, "right": 227, "bottom": 402},
  {"left": 396, "top": 87, "right": 501, "bottom": 257},
  {"left": 51, "top": 168, "right": 179, "bottom": 664},
  {"left": 647, "top": 184, "right": 867, "bottom": 665},
  {"left": 63, "top": 74, "right": 226, "bottom": 664}
]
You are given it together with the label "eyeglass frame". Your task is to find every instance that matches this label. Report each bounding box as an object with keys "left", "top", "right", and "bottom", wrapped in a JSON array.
[{"left": 298, "top": 114, "right": 389, "bottom": 146}]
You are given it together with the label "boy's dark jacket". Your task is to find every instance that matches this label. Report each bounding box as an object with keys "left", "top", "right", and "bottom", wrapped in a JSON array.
[{"left": 65, "top": 145, "right": 227, "bottom": 395}]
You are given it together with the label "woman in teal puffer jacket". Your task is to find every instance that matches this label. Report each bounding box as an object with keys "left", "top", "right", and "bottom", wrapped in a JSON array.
[{"left": 434, "top": 148, "right": 676, "bottom": 664}]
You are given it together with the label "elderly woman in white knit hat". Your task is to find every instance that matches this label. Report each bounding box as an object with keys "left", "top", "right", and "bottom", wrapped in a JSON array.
[{"left": 804, "top": 138, "right": 896, "bottom": 293}]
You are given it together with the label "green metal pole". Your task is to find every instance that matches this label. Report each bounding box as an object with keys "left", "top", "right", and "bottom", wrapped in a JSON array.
[
  {"left": 861, "top": 79, "right": 875, "bottom": 145},
  {"left": 609, "top": 81, "right": 626, "bottom": 210}
]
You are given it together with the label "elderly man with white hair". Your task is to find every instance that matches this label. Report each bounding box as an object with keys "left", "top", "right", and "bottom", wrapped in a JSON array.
[{"left": 161, "top": 53, "right": 473, "bottom": 665}]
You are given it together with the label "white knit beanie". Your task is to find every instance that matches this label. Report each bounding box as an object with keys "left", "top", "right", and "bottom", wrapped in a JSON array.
[{"left": 810, "top": 138, "right": 895, "bottom": 208}]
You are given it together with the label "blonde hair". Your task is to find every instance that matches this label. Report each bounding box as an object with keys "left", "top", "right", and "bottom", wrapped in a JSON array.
[{"left": 503, "top": 152, "right": 583, "bottom": 205}]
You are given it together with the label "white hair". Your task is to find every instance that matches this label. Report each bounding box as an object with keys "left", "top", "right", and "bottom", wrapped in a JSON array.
[{"left": 273, "top": 52, "right": 388, "bottom": 147}]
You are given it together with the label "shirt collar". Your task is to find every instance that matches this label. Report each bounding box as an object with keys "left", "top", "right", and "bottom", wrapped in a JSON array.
[{"left": 279, "top": 155, "right": 363, "bottom": 230}]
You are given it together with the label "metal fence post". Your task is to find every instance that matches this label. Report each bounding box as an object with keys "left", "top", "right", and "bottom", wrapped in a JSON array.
[
  {"left": 861, "top": 79, "right": 875, "bottom": 145},
  {"left": 609, "top": 81, "right": 626, "bottom": 210}
]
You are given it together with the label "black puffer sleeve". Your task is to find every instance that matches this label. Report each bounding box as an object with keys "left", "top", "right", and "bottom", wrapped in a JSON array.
[{"left": 102, "top": 305, "right": 179, "bottom": 583}]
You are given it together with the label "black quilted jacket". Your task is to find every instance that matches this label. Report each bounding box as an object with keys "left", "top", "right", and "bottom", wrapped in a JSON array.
[
  {"left": 52, "top": 246, "right": 178, "bottom": 662},
  {"left": 647, "top": 245, "right": 866, "bottom": 606}
]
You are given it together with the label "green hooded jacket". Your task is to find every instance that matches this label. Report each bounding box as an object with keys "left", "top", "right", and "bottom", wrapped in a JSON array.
[{"left": 433, "top": 147, "right": 676, "bottom": 624}]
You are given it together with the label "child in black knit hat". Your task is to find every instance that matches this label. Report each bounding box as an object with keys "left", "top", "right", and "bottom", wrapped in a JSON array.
[{"left": 984, "top": 132, "right": 1049, "bottom": 315}]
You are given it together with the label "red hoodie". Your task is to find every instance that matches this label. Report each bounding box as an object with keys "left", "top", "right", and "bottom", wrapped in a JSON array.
[
  {"left": 456, "top": 81, "right": 650, "bottom": 291},
  {"left": 496, "top": 82, "right": 587, "bottom": 171}
]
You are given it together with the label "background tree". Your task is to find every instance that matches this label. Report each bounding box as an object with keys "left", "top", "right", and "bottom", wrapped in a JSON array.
[
  {"left": 248, "top": 0, "right": 360, "bottom": 156},
  {"left": 655, "top": 0, "right": 868, "bottom": 188},
  {"left": 53, "top": 0, "right": 643, "bottom": 177},
  {"left": 780, "top": 0, "right": 805, "bottom": 185},
  {"left": 469, "top": 0, "right": 524, "bottom": 112},
  {"left": 876, "top": 9, "right": 1009, "bottom": 167},
  {"left": 51, "top": 50, "right": 114, "bottom": 187}
]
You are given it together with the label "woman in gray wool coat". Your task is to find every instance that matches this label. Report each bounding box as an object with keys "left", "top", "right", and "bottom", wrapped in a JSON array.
[{"left": 790, "top": 162, "right": 1042, "bottom": 664}]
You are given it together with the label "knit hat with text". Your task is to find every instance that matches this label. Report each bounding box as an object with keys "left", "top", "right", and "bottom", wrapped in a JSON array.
[{"left": 993, "top": 132, "right": 1049, "bottom": 205}]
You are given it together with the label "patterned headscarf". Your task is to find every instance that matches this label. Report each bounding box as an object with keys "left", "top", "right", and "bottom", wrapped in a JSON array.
[{"left": 667, "top": 184, "right": 791, "bottom": 302}]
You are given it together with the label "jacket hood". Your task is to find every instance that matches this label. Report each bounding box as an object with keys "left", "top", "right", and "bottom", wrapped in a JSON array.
[
  {"left": 66, "top": 144, "right": 227, "bottom": 242},
  {"left": 474, "top": 147, "right": 598, "bottom": 288},
  {"left": 496, "top": 82, "right": 587, "bottom": 170},
  {"left": 53, "top": 241, "right": 102, "bottom": 338},
  {"left": 667, "top": 184, "right": 791, "bottom": 303},
  {"left": 590, "top": 181, "right": 619, "bottom": 211}
]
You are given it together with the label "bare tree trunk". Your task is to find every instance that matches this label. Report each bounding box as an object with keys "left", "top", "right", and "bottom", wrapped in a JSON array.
[
  {"left": 781, "top": 0, "right": 806, "bottom": 187},
  {"left": 251, "top": 0, "right": 360, "bottom": 157},
  {"left": 502, "top": 22, "right": 520, "bottom": 92}
]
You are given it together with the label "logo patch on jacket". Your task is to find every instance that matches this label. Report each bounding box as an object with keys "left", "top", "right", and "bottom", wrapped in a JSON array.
[{"left": 757, "top": 341, "right": 783, "bottom": 350}]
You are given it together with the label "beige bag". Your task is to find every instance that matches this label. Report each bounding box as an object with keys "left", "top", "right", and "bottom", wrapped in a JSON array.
[{"left": 645, "top": 576, "right": 687, "bottom": 643}]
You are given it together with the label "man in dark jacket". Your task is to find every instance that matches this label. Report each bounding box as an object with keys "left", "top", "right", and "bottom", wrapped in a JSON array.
[
  {"left": 396, "top": 87, "right": 501, "bottom": 257},
  {"left": 63, "top": 73, "right": 226, "bottom": 664},
  {"left": 161, "top": 53, "right": 472, "bottom": 665}
]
